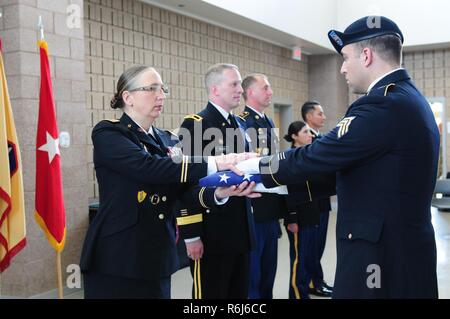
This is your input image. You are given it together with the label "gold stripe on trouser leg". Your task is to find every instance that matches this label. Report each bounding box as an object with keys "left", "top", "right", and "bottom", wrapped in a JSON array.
[
  {"left": 197, "top": 259, "right": 202, "bottom": 299},
  {"left": 180, "top": 156, "right": 186, "bottom": 183},
  {"left": 193, "top": 260, "right": 198, "bottom": 299},
  {"left": 291, "top": 232, "right": 301, "bottom": 299}
]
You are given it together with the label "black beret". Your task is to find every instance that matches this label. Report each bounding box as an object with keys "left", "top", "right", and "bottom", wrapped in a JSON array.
[{"left": 328, "top": 16, "right": 404, "bottom": 53}]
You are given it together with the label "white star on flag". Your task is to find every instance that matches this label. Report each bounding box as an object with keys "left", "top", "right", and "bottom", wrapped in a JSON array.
[
  {"left": 219, "top": 173, "right": 231, "bottom": 183},
  {"left": 38, "top": 131, "right": 60, "bottom": 164},
  {"left": 243, "top": 173, "right": 253, "bottom": 181}
]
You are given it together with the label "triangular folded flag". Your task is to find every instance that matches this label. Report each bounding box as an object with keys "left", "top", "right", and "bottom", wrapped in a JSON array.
[{"left": 200, "top": 171, "right": 262, "bottom": 187}]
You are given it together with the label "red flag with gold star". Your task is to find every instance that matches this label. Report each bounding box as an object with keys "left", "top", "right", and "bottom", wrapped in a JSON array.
[{"left": 35, "top": 39, "right": 66, "bottom": 252}]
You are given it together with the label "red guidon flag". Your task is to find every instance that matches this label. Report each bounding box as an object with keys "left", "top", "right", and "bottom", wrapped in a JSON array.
[
  {"left": 0, "top": 38, "right": 27, "bottom": 272},
  {"left": 35, "top": 39, "right": 66, "bottom": 252}
]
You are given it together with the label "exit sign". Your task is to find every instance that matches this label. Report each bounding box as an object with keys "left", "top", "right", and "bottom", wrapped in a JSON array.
[{"left": 292, "top": 46, "right": 302, "bottom": 61}]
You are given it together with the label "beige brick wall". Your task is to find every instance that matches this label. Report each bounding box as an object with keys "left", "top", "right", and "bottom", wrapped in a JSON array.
[
  {"left": 0, "top": 0, "right": 87, "bottom": 297},
  {"left": 346, "top": 48, "right": 450, "bottom": 175},
  {"left": 309, "top": 54, "right": 348, "bottom": 131},
  {"left": 84, "top": 0, "right": 309, "bottom": 200},
  {"left": 404, "top": 49, "right": 450, "bottom": 175}
]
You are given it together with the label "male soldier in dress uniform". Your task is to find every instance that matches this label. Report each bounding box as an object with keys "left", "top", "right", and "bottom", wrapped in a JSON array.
[
  {"left": 243, "top": 16, "right": 440, "bottom": 298},
  {"left": 177, "top": 63, "right": 258, "bottom": 299},
  {"left": 240, "top": 74, "right": 286, "bottom": 298},
  {"left": 301, "top": 101, "right": 333, "bottom": 297}
]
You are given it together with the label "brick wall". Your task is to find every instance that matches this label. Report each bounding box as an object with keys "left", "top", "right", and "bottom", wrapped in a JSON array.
[
  {"left": 84, "top": 0, "right": 309, "bottom": 200},
  {"left": 404, "top": 49, "right": 450, "bottom": 175},
  {"left": 347, "top": 49, "right": 450, "bottom": 174},
  {"left": 0, "top": 0, "right": 87, "bottom": 297}
]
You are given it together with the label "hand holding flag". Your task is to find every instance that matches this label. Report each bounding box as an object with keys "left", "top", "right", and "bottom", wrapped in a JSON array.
[
  {"left": 200, "top": 170, "right": 262, "bottom": 187},
  {"left": 199, "top": 170, "right": 288, "bottom": 195}
]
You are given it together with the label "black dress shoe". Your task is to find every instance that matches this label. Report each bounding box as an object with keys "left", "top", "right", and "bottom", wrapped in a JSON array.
[
  {"left": 321, "top": 281, "right": 333, "bottom": 291},
  {"left": 308, "top": 285, "right": 332, "bottom": 297}
]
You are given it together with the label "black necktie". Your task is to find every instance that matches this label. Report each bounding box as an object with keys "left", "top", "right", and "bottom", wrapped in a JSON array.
[
  {"left": 264, "top": 115, "right": 273, "bottom": 128},
  {"left": 228, "top": 114, "right": 238, "bottom": 128}
]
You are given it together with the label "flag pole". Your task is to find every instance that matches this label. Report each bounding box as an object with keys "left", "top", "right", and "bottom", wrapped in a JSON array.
[
  {"left": 56, "top": 251, "right": 63, "bottom": 299},
  {"left": 38, "top": 16, "right": 64, "bottom": 299},
  {"left": 38, "top": 15, "right": 44, "bottom": 41}
]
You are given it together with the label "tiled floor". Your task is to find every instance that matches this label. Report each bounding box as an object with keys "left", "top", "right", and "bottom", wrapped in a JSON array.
[
  {"left": 171, "top": 206, "right": 450, "bottom": 299},
  {"left": 25, "top": 206, "right": 450, "bottom": 299}
]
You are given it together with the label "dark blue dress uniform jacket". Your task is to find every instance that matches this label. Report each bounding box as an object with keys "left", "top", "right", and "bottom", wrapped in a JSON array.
[
  {"left": 261, "top": 69, "right": 440, "bottom": 298},
  {"left": 80, "top": 113, "right": 216, "bottom": 281},
  {"left": 283, "top": 155, "right": 336, "bottom": 227},
  {"left": 239, "top": 106, "right": 287, "bottom": 222},
  {"left": 178, "top": 102, "right": 256, "bottom": 253},
  {"left": 310, "top": 132, "right": 332, "bottom": 214}
]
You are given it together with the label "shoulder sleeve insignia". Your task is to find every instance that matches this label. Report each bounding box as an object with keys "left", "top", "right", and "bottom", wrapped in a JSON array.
[
  {"left": 184, "top": 114, "right": 203, "bottom": 122},
  {"left": 384, "top": 83, "right": 396, "bottom": 96},
  {"left": 336, "top": 116, "right": 356, "bottom": 139},
  {"left": 104, "top": 119, "right": 120, "bottom": 123}
]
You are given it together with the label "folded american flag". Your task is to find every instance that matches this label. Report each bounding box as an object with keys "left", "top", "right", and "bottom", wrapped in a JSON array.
[{"left": 199, "top": 170, "right": 262, "bottom": 187}]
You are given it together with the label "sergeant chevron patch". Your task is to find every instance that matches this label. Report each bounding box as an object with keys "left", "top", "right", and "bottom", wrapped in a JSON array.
[
  {"left": 277, "top": 152, "right": 286, "bottom": 160},
  {"left": 336, "top": 116, "right": 356, "bottom": 139}
]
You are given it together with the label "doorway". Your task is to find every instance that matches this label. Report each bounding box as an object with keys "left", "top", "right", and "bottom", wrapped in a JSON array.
[
  {"left": 273, "top": 103, "right": 292, "bottom": 151},
  {"left": 429, "top": 98, "right": 446, "bottom": 178}
]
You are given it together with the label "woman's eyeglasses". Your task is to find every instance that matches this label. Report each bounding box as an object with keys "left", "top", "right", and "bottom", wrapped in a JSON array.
[{"left": 129, "top": 84, "right": 169, "bottom": 95}]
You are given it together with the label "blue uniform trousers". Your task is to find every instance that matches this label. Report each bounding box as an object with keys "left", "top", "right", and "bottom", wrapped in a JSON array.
[
  {"left": 311, "top": 210, "right": 330, "bottom": 288},
  {"left": 287, "top": 225, "right": 316, "bottom": 299},
  {"left": 248, "top": 220, "right": 280, "bottom": 299}
]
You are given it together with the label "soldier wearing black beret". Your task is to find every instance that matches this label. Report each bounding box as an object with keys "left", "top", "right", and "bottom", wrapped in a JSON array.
[{"left": 248, "top": 16, "right": 440, "bottom": 298}]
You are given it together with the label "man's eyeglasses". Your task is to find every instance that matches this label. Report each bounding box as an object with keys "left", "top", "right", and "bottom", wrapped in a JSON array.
[{"left": 129, "top": 84, "right": 169, "bottom": 95}]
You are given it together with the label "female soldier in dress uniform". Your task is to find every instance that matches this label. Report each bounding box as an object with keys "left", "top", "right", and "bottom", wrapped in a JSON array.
[
  {"left": 283, "top": 121, "right": 335, "bottom": 299},
  {"left": 80, "top": 66, "right": 256, "bottom": 298}
]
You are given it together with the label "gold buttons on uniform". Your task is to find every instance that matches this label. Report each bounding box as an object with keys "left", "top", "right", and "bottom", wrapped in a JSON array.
[
  {"left": 127, "top": 124, "right": 132, "bottom": 128},
  {"left": 348, "top": 233, "right": 353, "bottom": 239},
  {"left": 158, "top": 214, "right": 164, "bottom": 220},
  {"left": 162, "top": 196, "right": 167, "bottom": 202}
]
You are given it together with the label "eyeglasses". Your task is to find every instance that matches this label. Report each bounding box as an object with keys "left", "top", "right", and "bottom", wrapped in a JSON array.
[{"left": 129, "top": 84, "right": 169, "bottom": 95}]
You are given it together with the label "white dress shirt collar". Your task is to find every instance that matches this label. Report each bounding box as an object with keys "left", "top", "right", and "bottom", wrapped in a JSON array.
[
  {"left": 246, "top": 105, "right": 265, "bottom": 118},
  {"left": 309, "top": 127, "right": 320, "bottom": 137},
  {"left": 209, "top": 100, "right": 231, "bottom": 121},
  {"left": 367, "top": 67, "right": 403, "bottom": 93},
  {"left": 130, "top": 118, "right": 155, "bottom": 136}
]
